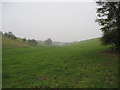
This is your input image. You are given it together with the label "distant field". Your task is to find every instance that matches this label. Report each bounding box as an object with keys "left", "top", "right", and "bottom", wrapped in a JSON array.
[{"left": 2, "top": 38, "right": 118, "bottom": 88}]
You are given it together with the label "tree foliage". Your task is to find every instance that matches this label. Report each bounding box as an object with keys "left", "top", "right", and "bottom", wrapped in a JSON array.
[
  {"left": 4, "top": 32, "right": 16, "bottom": 39},
  {"left": 24, "top": 38, "right": 38, "bottom": 46},
  {"left": 45, "top": 38, "right": 52, "bottom": 46},
  {"left": 96, "top": 0, "right": 120, "bottom": 51},
  {"left": 30, "top": 39, "right": 38, "bottom": 45},
  {"left": 22, "top": 38, "right": 27, "bottom": 42},
  {"left": 3, "top": 31, "right": 38, "bottom": 46}
]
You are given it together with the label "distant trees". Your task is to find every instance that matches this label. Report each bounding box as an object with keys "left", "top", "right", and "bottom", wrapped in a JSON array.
[
  {"left": 22, "top": 38, "right": 27, "bottom": 42},
  {"left": 96, "top": 1, "right": 120, "bottom": 52},
  {"left": 4, "top": 32, "right": 16, "bottom": 39},
  {"left": 3, "top": 31, "right": 38, "bottom": 46},
  {"left": 22, "top": 38, "right": 38, "bottom": 46},
  {"left": 45, "top": 38, "right": 52, "bottom": 46},
  {"left": 28, "top": 39, "right": 38, "bottom": 45}
]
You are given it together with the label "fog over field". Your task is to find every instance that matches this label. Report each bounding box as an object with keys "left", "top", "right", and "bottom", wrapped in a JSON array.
[{"left": 2, "top": 1, "right": 102, "bottom": 42}]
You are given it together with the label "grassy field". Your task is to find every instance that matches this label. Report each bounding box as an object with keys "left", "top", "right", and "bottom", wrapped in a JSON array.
[{"left": 2, "top": 38, "right": 118, "bottom": 88}]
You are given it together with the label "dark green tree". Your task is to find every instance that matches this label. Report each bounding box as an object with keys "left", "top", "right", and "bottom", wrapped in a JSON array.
[
  {"left": 31, "top": 39, "right": 38, "bottom": 45},
  {"left": 27, "top": 39, "right": 37, "bottom": 45},
  {"left": 23, "top": 38, "right": 27, "bottom": 42},
  {"left": 4, "top": 32, "right": 16, "bottom": 39},
  {"left": 96, "top": 0, "right": 120, "bottom": 51},
  {"left": 45, "top": 38, "right": 52, "bottom": 46},
  {"left": 4, "top": 32, "right": 8, "bottom": 37}
]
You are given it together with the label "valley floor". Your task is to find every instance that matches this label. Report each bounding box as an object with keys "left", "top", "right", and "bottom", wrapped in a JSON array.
[{"left": 2, "top": 38, "right": 118, "bottom": 88}]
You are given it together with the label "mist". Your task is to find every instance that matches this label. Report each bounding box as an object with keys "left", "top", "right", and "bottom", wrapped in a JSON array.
[{"left": 2, "top": 2, "right": 102, "bottom": 42}]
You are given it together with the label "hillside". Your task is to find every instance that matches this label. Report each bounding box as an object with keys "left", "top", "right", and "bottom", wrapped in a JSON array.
[
  {"left": 2, "top": 38, "right": 118, "bottom": 88},
  {"left": 2, "top": 36, "right": 29, "bottom": 48}
]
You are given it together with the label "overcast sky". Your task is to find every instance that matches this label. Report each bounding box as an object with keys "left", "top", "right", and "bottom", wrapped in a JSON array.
[{"left": 2, "top": 1, "right": 102, "bottom": 42}]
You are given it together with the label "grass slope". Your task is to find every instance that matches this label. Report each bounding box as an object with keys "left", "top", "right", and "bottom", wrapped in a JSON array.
[
  {"left": 2, "top": 38, "right": 118, "bottom": 88},
  {"left": 2, "top": 36, "right": 29, "bottom": 48}
]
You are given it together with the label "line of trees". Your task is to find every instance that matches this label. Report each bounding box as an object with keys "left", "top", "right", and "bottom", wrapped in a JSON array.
[
  {"left": 2, "top": 31, "right": 38, "bottom": 46},
  {"left": 1, "top": 31, "right": 54, "bottom": 46},
  {"left": 3, "top": 32, "right": 17, "bottom": 39},
  {"left": 96, "top": 0, "right": 120, "bottom": 52},
  {"left": 22, "top": 38, "right": 38, "bottom": 46}
]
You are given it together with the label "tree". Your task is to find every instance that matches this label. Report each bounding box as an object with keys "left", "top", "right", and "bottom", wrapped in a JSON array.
[
  {"left": 23, "top": 38, "right": 27, "bottom": 42},
  {"left": 4, "top": 32, "right": 8, "bottom": 37},
  {"left": 8, "top": 32, "right": 13, "bottom": 37},
  {"left": 45, "top": 38, "right": 52, "bottom": 46},
  {"left": 4, "top": 32, "right": 16, "bottom": 39},
  {"left": 31, "top": 39, "right": 38, "bottom": 45},
  {"left": 96, "top": 0, "right": 120, "bottom": 51},
  {"left": 27, "top": 39, "right": 37, "bottom": 45}
]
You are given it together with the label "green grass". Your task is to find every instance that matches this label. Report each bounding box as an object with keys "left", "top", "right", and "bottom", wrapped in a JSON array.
[{"left": 2, "top": 38, "right": 118, "bottom": 88}]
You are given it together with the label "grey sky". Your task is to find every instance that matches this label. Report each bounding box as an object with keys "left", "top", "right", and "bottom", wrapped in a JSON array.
[
  {"left": 2, "top": 2, "right": 102, "bottom": 42},
  {"left": 0, "top": 1, "right": 1, "bottom": 31}
]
